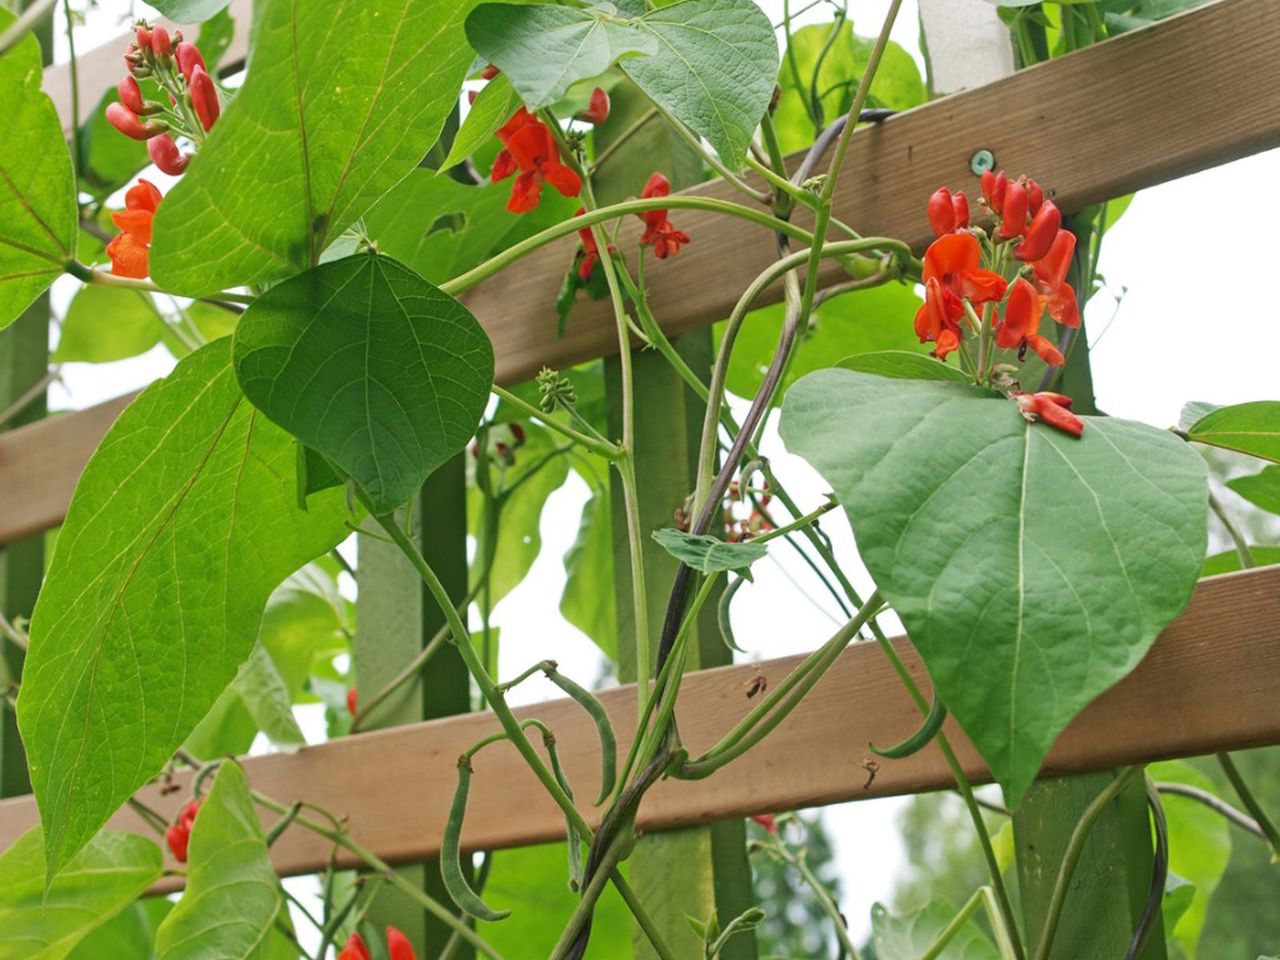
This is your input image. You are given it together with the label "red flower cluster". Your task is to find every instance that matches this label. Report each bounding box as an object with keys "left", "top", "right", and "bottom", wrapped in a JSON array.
[
  {"left": 106, "top": 179, "right": 163, "bottom": 278},
  {"left": 339, "top": 928, "right": 416, "bottom": 960},
  {"left": 914, "top": 231, "right": 1006, "bottom": 361},
  {"left": 637, "top": 173, "right": 690, "bottom": 260},
  {"left": 492, "top": 109, "right": 581, "bottom": 213},
  {"left": 751, "top": 813, "right": 778, "bottom": 834},
  {"left": 165, "top": 799, "right": 201, "bottom": 863}
]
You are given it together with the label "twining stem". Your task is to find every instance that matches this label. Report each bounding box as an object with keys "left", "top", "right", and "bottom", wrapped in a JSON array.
[
  {"left": 649, "top": 99, "right": 771, "bottom": 205},
  {"left": 1216, "top": 751, "right": 1280, "bottom": 859},
  {"left": 63, "top": 259, "right": 256, "bottom": 304},
  {"left": 63, "top": 0, "right": 81, "bottom": 173},
  {"left": 1031, "top": 766, "right": 1143, "bottom": 960},
  {"left": 1154, "top": 781, "right": 1267, "bottom": 839},
  {"left": 547, "top": 832, "right": 631, "bottom": 960},
  {"left": 921, "top": 887, "right": 1019, "bottom": 960},
  {"left": 491, "top": 384, "right": 620, "bottom": 460},
  {"left": 1208, "top": 492, "right": 1255, "bottom": 570}
]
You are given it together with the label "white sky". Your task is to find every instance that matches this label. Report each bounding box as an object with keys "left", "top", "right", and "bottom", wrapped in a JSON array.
[{"left": 38, "top": 0, "right": 1280, "bottom": 951}]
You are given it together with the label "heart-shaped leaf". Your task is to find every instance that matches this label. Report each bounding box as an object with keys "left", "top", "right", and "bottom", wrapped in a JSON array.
[
  {"left": 18, "top": 340, "right": 349, "bottom": 879},
  {"left": 155, "top": 763, "right": 288, "bottom": 959},
  {"left": 233, "top": 255, "right": 494, "bottom": 514},
  {"left": 466, "top": 4, "right": 657, "bottom": 109},
  {"left": 0, "top": 7, "right": 77, "bottom": 330},
  {"left": 151, "top": 0, "right": 478, "bottom": 295},
  {"left": 780, "top": 370, "right": 1207, "bottom": 805},
  {"left": 0, "top": 829, "right": 162, "bottom": 960},
  {"left": 1185, "top": 401, "right": 1280, "bottom": 463}
]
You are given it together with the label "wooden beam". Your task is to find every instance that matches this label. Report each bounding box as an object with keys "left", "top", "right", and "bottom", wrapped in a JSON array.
[
  {"left": 7, "top": 0, "right": 1277, "bottom": 546},
  {"left": 43, "top": 0, "right": 252, "bottom": 135},
  {"left": 2, "top": 565, "right": 1276, "bottom": 890}
]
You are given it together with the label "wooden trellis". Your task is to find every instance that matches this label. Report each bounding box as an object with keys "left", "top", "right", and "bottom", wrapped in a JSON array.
[{"left": 1, "top": 0, "right": 1279, "bottom": 923}]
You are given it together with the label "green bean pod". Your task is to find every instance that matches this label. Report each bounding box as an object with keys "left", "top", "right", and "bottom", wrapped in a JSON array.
[
  {"left": 544, "top": 668, "right": 617, "bottom": 804},
  {"left": 544, "top": 733, "right": 584, "bottom": 892},
  {"left": 442, "top": 757, "right": 511, "bottom": 921},
  {"left": 870, "top": 695, "right": 947, "bottom": 759},
  {"left": 717, "top": 574, "right": 749, "bottom": 652}
]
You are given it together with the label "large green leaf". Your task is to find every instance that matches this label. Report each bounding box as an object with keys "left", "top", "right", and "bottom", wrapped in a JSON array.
[
  {"left": 870, "top": 900, "right": 999, "bottom": 960},
  {"left": 233, "top": 254, "right": 494, "bottom": 514},
  {"left": 0, "top": 829, "right": 163, "bottom": 960},
  {"left": 151, "top": 0, "right": 477, "bottom": 294},
  {"left": 561, "top": 489, "right": 617, "bottom": 659},
  {"left": 1150, "top": 760, "right": 1232, "bottom": 958},
  {"left": 838, "top": 350, "right": 972, "bottom": 384},
  {"left": 66, "top": 900, "right": 171, "bottom": 960},
  {"left": 441, "top": 72, "right": 525, "bottom": 171},
  {"left": 780, "top": 370, "right": 1207, "bottom": 804},
  {"left": 53, "top": 284, "right": 164, "bottom": 363},
  {"left": 154, "top": 763, "right": 287, "bottom": 960},
  {"left": 466, "top": 4, "right": 657, "bottom": 109},
  {"left": 0, "top": 8, "right": 77, "bottom": 330},
  {"left": 469, "top": 0, "right": 776, "bottom": 169},
  {"left": 1186, "top": 402, "right": 1280, "bottom": 463},
  {"left": 1227, "top": 465, "right": 1280, "bottom": 515},
  {"left": 17, "top": 340, "right": 349, "bottom": 879}
]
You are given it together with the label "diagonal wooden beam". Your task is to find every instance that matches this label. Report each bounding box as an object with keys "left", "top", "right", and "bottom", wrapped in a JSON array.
[
  {"left": 6, "top": 0, "right": 1277, "bottom": 546},
  {"left": 1, "top": 564, "right": 1277, "bottom": 891}
]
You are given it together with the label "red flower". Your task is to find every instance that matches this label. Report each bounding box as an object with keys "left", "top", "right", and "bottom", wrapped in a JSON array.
[
  {"left": 147, "top": 133, "right": 189, "bottom": 175},
  {"left": 994, "top": 277, "right": 1063, "bottom": 366},
  {"left": 751, "top": 814, "right": 778, "bottom": 834},
  {"left": 346, "top": 687, "right": 358, "bottom": 717},
  {"left": 578, "top": 86, "right": 610, "bottom": 125},
  {"left": 175, "top": 41, "right": 205, "bottom": 82},
  {"left": 107, "top": 179, "right": 163, "bottom": 278},
  {"left": 491, "top": 108, "right": 581, "bottom": 213},
  {"left": 118, "top": 75, "right": 146, "bottom": 114},
  {"left": 105, "top": 101, "right": 163, "bottom": 141},
  {"left": 1014, "top": 391, "right": 1084, "bottom": 437},
  {"left": 151, "top": 25, "right": 172, "bottom": 58},
  {"left": 387, "top": 927, "right": 418, "bottom": 960},
  {"left": 1030, "top": 229, "right": 1080, "bottom": 329},
  {"left": 981, "top": 170, "right": 1007, "bottom": 212},
  {"left": 1014, "top": 200, "right": 1060, "bottom": 263},
  {"left": 637, "top": 172, "right": 690, "bottom": 259},
  {"left": 165, "top": 799, "right": 201, "bottom": 863},
  {"left": 337, "top": 933, "right": 372, "bottom": 960},
  {"left": 927, "top": 188, "right": 969, "bottom": 237},
  {"left": 188, "top": 65, "right": 220, "bottom": 132},
  {"left": 995, "top": 179, "right": 1028, "bottom": 240},
  {"left": 913, "top": 277, "right": 966, "bottom": 361},
  {"left": 921, "top": 232, "right": 1006, "bottom": 305},
  {"left": 575, "top": 207, "right": 603, "bottom": 280}
]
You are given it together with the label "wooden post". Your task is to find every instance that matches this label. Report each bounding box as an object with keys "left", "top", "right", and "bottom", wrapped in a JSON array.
[{"left": 356, "top": 456, "right": 472, "bottom": 958}]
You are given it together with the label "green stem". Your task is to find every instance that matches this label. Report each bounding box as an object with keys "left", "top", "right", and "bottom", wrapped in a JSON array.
[
  {"left": 65, "top": 260, "right": 256, "bottom": 304},
  {"left": 547, "top": 833, "right": 630, "bottom": 960},
  {"left": 590, "top": 106, "right": 659, "bottom": 173},
  {"left": 0, "top": 0, "right": 56, "bottom": 56},
  {"left": 1208, "top": 493, "right": 1255, "bottom": 570},
  {"left": 793, "top": 847, "right": 862, "bottom": 960},
  {"left": 1216, "top": 752, "right": 1280, "bottom": 860},
  {"left": 648, "top": 100, "right": 771, "bottom": 205},
  {"left": 492, "top": 384, "right": 620, "bottom": 460},
  {"left": 920, "top": 888, "right": 985, "bottom": 960},
  {"left": 63, "top": 0, "right": 81, "bottom": 175},
  {"left": 1031, "top": 766, "right": 1143, "bottom": 960}
]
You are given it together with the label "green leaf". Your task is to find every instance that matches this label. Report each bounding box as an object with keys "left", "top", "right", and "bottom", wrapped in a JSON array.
[
  {"left": 652, "top": 528, "right": 767, "bottom": 575},
  {"left": 233, "top": 255, "right": 494, "bottom": 514},
  {"left": 151, "top": 0, "right": 477, "bottom": 294},
  {"left": 0, "top": 7, "right": 77, "bottom": 330},
  {"left": 17, "top": 340, "right": 349, "bottom": 879},
  {"left": 147, "top": 0, "right": 231, "bottom": 21},
  {"left": 1200, "top": 546, "right": 1280, "bottom": 577},
  {"left": 1227, "top": 465, "right": 1280, "bottom": 515},
  {"left": 561, "top": 490, "right": 617, "bottom": 659},
  {"left": 619, "top": 0, "right": 778, "bottom": 171},
  {"left": 259, "top": 564, "right": 350, "bottom": 697},
  {"left": 66, "top": 900, "right": 171, "bottom": 960},
  {"left": 780, "top": 370, "right": 1207, "bottom": 805},
  {"left": 870, "top": 900, "right": 999, "bottom": 960},
  {"left": 53, "top": 284, "right": 164, "bottom": 363},
  {"left": 230, "top": 642, "right": 306, "bottom": 749},
  {"left": 1162, "top": 876, "right": 1196, "bottom": 944},
  {"left": 476, "top": 843, "right": 633, "bottom": 957},
  {"left": 1150, "top": 760, "right": 1232, "bottom": 958},
  {"left": 0, "top": 829, "right": 163, "bottom": 960},
  {"left": 154, "top": 763, "right": 287, "bottom": 960},
  {"left": 466, "top": 4, "right": 658, "bottom": 110},
  {"left": 838, "top": 350, "right": 974, "bottom": 384},
  {"left": 442, "top": 73, "right": 524, "bottom": 170},
  {"left": 723, "top": 281, "right": 929, "bottom": 403},
  {"left": 1186, "top": 401, "right": 1280, "bottom": 463}
]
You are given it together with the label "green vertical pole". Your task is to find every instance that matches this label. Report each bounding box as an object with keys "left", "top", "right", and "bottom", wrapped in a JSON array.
[
  {"left": 1, "top": 1, "right": 53, "bottom": 802},
  {"left": 1012, "top": 212, "right": 1164, "bottom": 960},
  {"left": 356, "top": 454, "right": 472, "bottom": 958},
  {"left": 606, "top": 336, "right": 757, "bottom": 960}
]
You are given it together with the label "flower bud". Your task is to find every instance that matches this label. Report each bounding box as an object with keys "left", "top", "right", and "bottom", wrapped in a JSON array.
[
  {"left": 927, "top": 187, "right": 955, "bottom": 237},
  {"left": 151, "top": 26, "right": 171, "bottom": 58},
  {"left": 147, "top": 133, "right": 189, "bottom": 176},
  {"left": 337, "top": 933, "right": 372, "bottom": 960},
  {"left": 1014, "top": 200, "right": 1060, "bottom": 262},
  {"left": 952, "top": 190, "right": 969, "bottom": 230},
  {"left": 1025, "top": 177, "right": 1044, "bottom": 214},
  {"left": 188, "top": 65, "right": 220, "bottom": 132},
  {"left": 481, "top": 64, "right": 499, "bottom": 80},
  {"left": 346, "top": 687, "right": 357, "bottom": 716},
  {"left": 135, "top": 25, "right": 152, "bottom": 50},
  {"left": 386, "top": 927, "right": 417, "bottom": 960},
  {"left": 117, "top": 75, "right": 145, "bottom": 114},
  {"left": 995, "top": 179, "right": 1028, "bottom": 240},
  {"left": 579, "top": 86, "right": 610, "bottom": 125},
  {"left": 175, "top": 41, "right": 206, "bottom": 82},
  {"left": 106, "top": 102, "right": 164, "bottom": 141}
]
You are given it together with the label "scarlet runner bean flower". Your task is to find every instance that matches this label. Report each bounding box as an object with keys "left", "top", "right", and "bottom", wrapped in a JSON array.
[
  {"left": 637, "top": 172, "right": 691, "bottom": 259},
  {"left": 105, "top": 101, "right": 165, "bottom": 141},
  {"left": 1014, "top": 391, "right": 1084, "bottom": 437},
  {"left": 1030, "top": 228, "right": 1081, "bottom": 328},
  {"left": 147, "top": 133, "right": 189, "bottom": 175},
  {"left": 578, "top": 86, "right": 610, "bottom": 124},
  {"left": 337, "top": 933, "right": 371, "bottom": 960},
  {"left": 346, "top": 687, "right": 358, "bottom": 716},
  {"left": 993, "top": 276, "right": 1064, "bottom": 366},
  {"left": 165, "top": 799, "right": 201, "bottom": 863},
  {"left": 338, "top": 928, "right": 417, "bottom": 960},
  {"left": 107, "top": 179, "right": 163, "bottom": 278},
  {"left": 188, "top": 64, "right": 220, "bottom": 132},
  {"left": 491, "top": 108, "right": 582, "bottom": 213},
  {"left": 913, "top": 231, "right": 1006, "bottom": 360},
  {"left": 574, "top": 207, "right": 614, "bottom": 280},
  {"left": 751, "top": 814, "right": 778, "bottom": 834},
  {"left": 110, "top": 24, "right": 218, "bottom": 151},
  {"left": 926, "top": 187, "right": 970, "bottom": 237}
]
